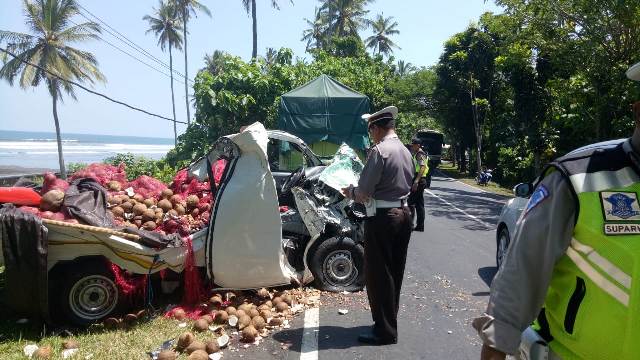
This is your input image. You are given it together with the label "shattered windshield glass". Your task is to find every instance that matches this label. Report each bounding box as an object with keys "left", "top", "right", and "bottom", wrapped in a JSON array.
[{"left": 318, "top": 144, "right": 364, "bottom": 192}]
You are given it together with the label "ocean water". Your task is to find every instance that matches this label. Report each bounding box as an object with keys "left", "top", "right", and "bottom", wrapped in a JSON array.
[{"left": 0, "top": 130, "right": 174, "bottom": 170}]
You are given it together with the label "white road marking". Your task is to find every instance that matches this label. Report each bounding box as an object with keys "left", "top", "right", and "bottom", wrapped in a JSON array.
[
  {"left": 300, "top": 307, "right": 320, "bottom": 360},
  {"left": 425, "top": 189, "right": 493, "bottom": 228},
  {"left": 435, "top": 169, "right": 509, "bottom": 197}
]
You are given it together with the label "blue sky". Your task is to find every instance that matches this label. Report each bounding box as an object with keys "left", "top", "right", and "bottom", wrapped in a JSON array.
[{"left": 0, "top": 0, "right": 501, "bottom": 139}]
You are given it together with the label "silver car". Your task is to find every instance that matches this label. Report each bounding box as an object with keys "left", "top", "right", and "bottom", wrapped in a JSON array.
[{"left": 495, "top": 139, "right": 626, "bottom": 268}]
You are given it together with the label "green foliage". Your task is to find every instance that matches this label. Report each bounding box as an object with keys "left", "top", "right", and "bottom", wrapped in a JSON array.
[
  {"left": 104, "top": 153, "right": 179, "bottom": 184},
  {"left": 395, "top": 113, "right": 440, "bottom": 144},
  {"left": 67, "top": 163, "right": 88, "bottom": 174}
]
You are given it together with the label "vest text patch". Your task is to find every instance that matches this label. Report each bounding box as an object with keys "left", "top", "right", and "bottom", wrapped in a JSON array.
[
  {"left": 604, "top": 223, "right": 640, "bottom": 235},
  {"left": 600, "top": 192, "right": 640, "bottom": 221}
]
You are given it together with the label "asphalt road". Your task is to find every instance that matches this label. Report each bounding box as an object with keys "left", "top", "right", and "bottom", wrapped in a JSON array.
[{"left": 236, "top": 171, "right": 510, "bottom": 360}]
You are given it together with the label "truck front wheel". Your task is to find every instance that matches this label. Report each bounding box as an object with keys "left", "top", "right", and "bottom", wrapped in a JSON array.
[
  {"left": 53, "top": 261, "right": 121, "bottom": 326},
  {"left": 309, "top": 237, "right": 364, "bottom": 292}
]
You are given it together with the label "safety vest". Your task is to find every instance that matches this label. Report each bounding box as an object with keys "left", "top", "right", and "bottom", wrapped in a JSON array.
[
  {"left": 536, "top": 140, "right": 640, "bottom": 359},
  {"left": 413, "top": 150, "right": 429, "bottom": 178}
]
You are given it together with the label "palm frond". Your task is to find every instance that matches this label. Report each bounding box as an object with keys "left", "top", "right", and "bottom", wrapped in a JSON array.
[{"left": 56, "top": 22, "right": 101, "bottom": 43}]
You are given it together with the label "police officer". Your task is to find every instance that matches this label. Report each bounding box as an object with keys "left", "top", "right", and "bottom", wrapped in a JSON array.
[
  {"left": 409, "top": 138, "right": 429, "bottom": 232},
  {"left": 342, "top": 106, "right": 414, "bottom": 345},
  {"left": 474, "top": 63, "right": 640, "bottom": 359}
]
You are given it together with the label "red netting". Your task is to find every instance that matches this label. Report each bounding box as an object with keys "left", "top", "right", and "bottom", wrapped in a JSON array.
[
  {"left": 70, "top": 163, "right": 127, "bottom": 188},
  {"left": 127, "top": 175, "right": 168, "bottom": 199},
  {"left": 164, "top": 305, "right": 207, "bottom": 320},
  {"left": 41, "top": 172, "right": 69, "bottom": 193},
  {"left": 109, "top": 262, "right": 148, "bottom": 302},
  {"left": 182, "top": 237, "right": 203, "bottom": 305},
  {"left": 212, "top": 159, "right": 227, "bottom": 186}
]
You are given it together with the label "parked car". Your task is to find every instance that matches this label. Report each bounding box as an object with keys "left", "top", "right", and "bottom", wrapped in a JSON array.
[
  {"left": 1, "top": 123, "right": 365, "bottom": 326},
  {"left": 495, "top": 139, "right": 626, "bottom": 268}
]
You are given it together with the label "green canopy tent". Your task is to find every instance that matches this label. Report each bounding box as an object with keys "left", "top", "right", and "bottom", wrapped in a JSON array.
[{"left": 278, "top": 74, "right": 370, "bottom": 157}]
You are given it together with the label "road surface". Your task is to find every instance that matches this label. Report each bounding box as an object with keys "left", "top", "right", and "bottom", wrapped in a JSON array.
[{"left": 236, "top": 171, "right": 510, "bottom": 360}]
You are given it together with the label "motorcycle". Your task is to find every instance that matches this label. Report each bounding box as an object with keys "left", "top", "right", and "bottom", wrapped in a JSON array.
[{"left": 476, "top": 169, "right": 493, "bottom": 186}]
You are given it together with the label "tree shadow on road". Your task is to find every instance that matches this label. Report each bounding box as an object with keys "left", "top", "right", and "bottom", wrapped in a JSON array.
[
  {"left": 424, "top": 185, "right": 506, "bottom": 230},
  {"left": 272, "top": 325, "right": 372, "bottom": 352}
]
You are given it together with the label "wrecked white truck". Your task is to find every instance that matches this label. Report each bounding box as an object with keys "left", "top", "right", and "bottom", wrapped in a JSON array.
[{"left": 0, "top": 122, "right": 365, "bottom": 325}]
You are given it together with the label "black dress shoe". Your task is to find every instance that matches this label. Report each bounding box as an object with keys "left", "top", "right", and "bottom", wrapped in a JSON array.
[
  {"left": 358, "top": 332, "right": 397, "bottom": 345},
  {"left": 413, "top": 226, "right": 424, "bottom": 232}
]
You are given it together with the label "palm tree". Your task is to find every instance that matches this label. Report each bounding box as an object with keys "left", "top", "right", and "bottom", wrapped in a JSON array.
[
  {"left": 144, "top": 1, "right": 183, "bottom": 145},
  {"left": 203, "top": 50, "right": 227, "bottom": 75},
  {"left": 0, "top": 0, "right": 105, "bottom": 179},
  {"left": 241, "top": 0, "right": 290, "bottom": 59},
  {"left": 301, "top": 7, "right": 328, "bottom": 52},
  {"left": 172, "top": 0, "right": 210, "bottom": 125},
  {"left": 396, "top": 60, "right": 414, "bottom": 76},
  {"left": 365, "top": 13, "right": 400, "bottom": 56},
  {"left": 320, "top": 0, "right": 373, "bottom": 39}
]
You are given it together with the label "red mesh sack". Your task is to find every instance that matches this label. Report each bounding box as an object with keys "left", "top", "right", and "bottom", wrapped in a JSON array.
[
  {"left": 212, "top": 159, "right": 227, "bottom": 186},
  {"left": 170, "top": 169, "right": 189, "bottom": 194},
  {"left": 127, "top": 175, "right": 168, "bottom": 199},
  {"left": 70, "top": 163, "right": 127, "bottom": 188}
]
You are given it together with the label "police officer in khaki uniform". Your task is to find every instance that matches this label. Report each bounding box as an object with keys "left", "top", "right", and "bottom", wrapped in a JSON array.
[
  {"left": 342, "top": 106, "right": 414, "bottom": 345},
  {"left": 474, "top": 63, "right": 640, "bottom": 359}
]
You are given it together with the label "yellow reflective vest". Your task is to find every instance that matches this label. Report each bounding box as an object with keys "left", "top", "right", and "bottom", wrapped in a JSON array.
[{"left": 413, "top": 150, "right": 429, "bottom": 178}]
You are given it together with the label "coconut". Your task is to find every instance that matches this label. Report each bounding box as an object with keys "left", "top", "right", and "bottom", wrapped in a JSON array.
[
  {"left": 158, "top": 199, "right": 173, "bottom": 212},
  {"left": 257, "top": 288, "right": 270, "bottom": 299},
  {"left": 143, "top": 198, "right": 156, "bottom": 207},
  {"left": 272, "top": 297, "right": 283, "bottom": 305},
  {"left": 186, "top": 195, "right": 199, "bottom": 209},
  {"left": 134, "top": 219, "right": 143, "bottom": 228},
  {"left": 142, "top": 209, "right": 156, "bottom": 222},
  {"left": 228, "top": 315, "right": 238, "bottom": 327},
  {"left": 61, "top": 339, "right": 79, "bottom": 350},
  {"left": 133, "top": 203, "right": 147, "bottom": 216},
  {"left": 251, "top": 316, "right": 266, "bottom": 330},
  {"left": 40, "top": 189, "right": 65, "bottom": 212},
  {"left": 224, "top": 291, "right": 237, "bottom": 302},
  {"left": 263, "top": 300, "right": 273, "bottom": 308},
  {"left": 191, "top": 208, "right": 200, "bottom": 217},
  {"left": 276, "top": 302, "right": 289, "bottom": 313},
  {"left": 174, "top": 204, "right": 186, "bottom": 216},
  {"left": 215, "top": 310, "right": 229, "bottom": 324},
  {"left": 108, "top": 195, "right": 123, "bottom": 205},
  {"left": 107, "top": 181, "right": 122, "bottom": 191},
  {"left": 200, "top": 314, "right": 213, "bottom": 324},
  {"left": 177, "top": 332, "right": 194, "bottom": 350},
  {"left": 142, "top": 220, "right": 156, "bottom": 230},
  {"left": 33, "top": 345, "right": 52, "bottom": 359},
  {"left": 209, "top": 295, "right": 223, "bottom": 307},
  {"left": 199, "top": 202, "right": 211, "bottom": 213},
  {"left": 167, "top": 209, "right": 178, "bottom": 217},
  {"left": 157, "top": 350, "right": 177, "bottom": 360},
  {"left": 241, "top": 325, "right": 259, "bottom": 343},
  {"left": 173, "top": 308, "right": 187, "bottom": 321},
  {"left": 170, "top": 194, "right": 183, "bottom": 205},
  {"left": 185, "top": 340, "right": 206, "bottom": 354},
  {"left": 187, "top": 350, "right": 209, "bottom": 360},
  {"left": 283, "top": 295, "right": 294, "bottom": 305},
  {"left": 205, "top": 340, "right": 220, "bottom": 354},
  {"left": 111, "top": 206, "right": 125, "bottom": 219},
  {"left": 269, "top": 317, "right": 283, "bottom": 326},
  {"left": 248, "top": 308, "right": 260, "bottom": 318},
  {"left": 124, "top": 313, "right": 138, "bottom": 324},
  {"left": 104, "top": 317, "right": 120, "bottom": 329},
  {"left": 259, "top": 309, "right": 272, "bottom": 319},
  {"left": 225, "top": 306, "right": 237, "bottom": 316},
  {"left": 133, "top": 194, "right": 145, "bottom": 202},
  {"left": 121, "top": 201, "right": 133, "bottom": 213},
  {"left": 235, "top": 309, "right": 247, "bottom": 318},
  {"left": 136, "top": 309, "right": 147, "bottom": 319},
  {"left": 161, "top": 188, "right": 174, "bottom": 199},
  {"left": 238, "top": 303, "right": 251, "bottom": 313},
  {"left": 238, "top": 314, "right": 252, "bottom": 330},
  {"left": 193, "top": 319, "right": 209, "bottom": 332}
]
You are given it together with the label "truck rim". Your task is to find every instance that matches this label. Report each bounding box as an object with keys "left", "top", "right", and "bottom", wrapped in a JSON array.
[
  {"left": 69, "top": 275, "right": 118, "bottom": 320},
  {"left": 323, "top": 250, "right": 357, "bottom": 286}
]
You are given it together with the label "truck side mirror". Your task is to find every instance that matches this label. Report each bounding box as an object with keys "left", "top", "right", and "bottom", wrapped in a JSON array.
[{"left": 514, "top": 183, "right": 532, "bottom": 198}]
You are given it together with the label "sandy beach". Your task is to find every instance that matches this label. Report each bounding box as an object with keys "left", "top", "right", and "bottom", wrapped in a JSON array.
[{"left": 0, "top": 165, "right": 55, "bottom": 177}]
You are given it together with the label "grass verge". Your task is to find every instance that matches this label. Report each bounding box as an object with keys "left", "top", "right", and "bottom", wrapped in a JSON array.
[{"left": 437, "top": 163, "right": 514, "bottom": 197}]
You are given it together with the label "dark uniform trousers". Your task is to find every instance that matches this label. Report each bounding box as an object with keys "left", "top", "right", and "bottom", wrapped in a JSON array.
[
  {"left": 408, "top": 178, "right": 427, "bottom": 230},
  {"left": 363, "top": 206, "right": 412, "bottom": 341}
]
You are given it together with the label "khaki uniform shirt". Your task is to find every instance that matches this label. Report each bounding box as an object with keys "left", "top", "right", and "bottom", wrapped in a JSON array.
[
  {"left": 473, "top": 139, "right": 640, "bottom": 354},
  {"left": 357, "top": 134, "right": 413, "bottom": 201}
]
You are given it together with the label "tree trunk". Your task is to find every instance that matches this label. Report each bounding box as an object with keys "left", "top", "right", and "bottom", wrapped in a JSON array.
[
  {"left": 251, "top": 0, "right": 258, "bottom": 59},
  {"left": 183, "top": 6, "right": 191, "bottom": 125},
  {"left": 470, "top": 74, "right": 483, "bottom": 176},
  {"left": 169, "top": 46, "right": 178, "bottom": 145},
  {"left": 51, "top": 89, "right": 67, "bottom": 179}
]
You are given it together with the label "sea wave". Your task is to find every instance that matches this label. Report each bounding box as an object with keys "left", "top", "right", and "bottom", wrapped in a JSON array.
[
  {"left": 0, "top": 141, "right": 173, "bottom": 152},
  {"left": 23, "top": 138, "right": 79, "bottom": 142}
]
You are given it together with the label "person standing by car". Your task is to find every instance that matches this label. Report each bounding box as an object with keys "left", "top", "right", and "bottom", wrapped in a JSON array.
[
  {"left": 474, "top": 63, "right": 640, "bottom": 360},
  {"left": 342, "top": 106, "right": 413, "bottom": 345},
  {"left": 409, "top": 138, "right": 429, "bottom": 232}
]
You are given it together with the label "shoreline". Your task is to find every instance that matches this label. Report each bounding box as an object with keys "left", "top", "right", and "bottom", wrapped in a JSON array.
[{"left": 0, "top": 165, "right": 55, "bottom": 177}]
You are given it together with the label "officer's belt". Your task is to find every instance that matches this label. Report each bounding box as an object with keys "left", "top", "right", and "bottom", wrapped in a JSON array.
[{"left": 376, "top": 199, "right": 408, "bottom": 208}]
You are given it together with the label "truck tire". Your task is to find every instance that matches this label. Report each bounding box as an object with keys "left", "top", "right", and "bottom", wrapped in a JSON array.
[
  {"left": 309, "top": 236, "right": 364, "bottom": 292},
  {"left": 52, "top": 261, "right": 121, "bottom": 326}
]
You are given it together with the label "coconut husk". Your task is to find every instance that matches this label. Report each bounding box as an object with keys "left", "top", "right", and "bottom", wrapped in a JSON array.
[
  {"left": 161, "top": 189, "right": 173, "bottom": 199},
  {"left": 263, "top": 300, "right": 273, "bottom": 308},
  {"left": 104, "top": 317, "right": 120, "bottom": 329},
  {"left": 275, "top": 302, "right": 289, "bottom": 313},
  {"left": 186, "top": 195, "right": 199, "bottom": 209},
  {"left": 132, "top": 203, "right": 147, "bottom": 216},
  {"left": 269, "top": 317, "right": 283, "bottom": 326},
  {"left": 193, "top": 319, "right": 209, "bottom": 332},
  {"left": 225, "top": 306, "right": 237, "bottom": 316},
  {"left": 185, "top": 341, "right": 206, "bottom": 354},
  {"left": 235, "top": 309, "right": 247, "bottom": 318},
  {"left": 121, "top": 201, "right": 133, "bottom": 213},
  {"left": 143, "top": 198, "right": 156, "bottom": 207},
  {"left": 174, "top": 204, "right": 186, "bottom": 216},
  {"left": 136, "top": 309, "right": 147, "bottom": 319},
  {"left": 40, "top": 190, "right": 64, "bottom": 212},
  {"left": 111, "top": 206, "right": 125, "bottom": 218},
  {"left": 173, "top": 309, "right": 187, "bottom": 321},
  {"left": 33, "top": 345, "right": 52, "bottom": 359},
  {"left": 241, "top": 325, "right": 259, "bottom": 343},
  {"left": 177, "top": 332, "right": 194, "bottom": 351},
  {"left": 283, "top": 295, "right": 293, "bottom": 305},
  {"left": 142, "top": 221, "right": 157, "bottom": 231},
  {"left": 133, "top": 194, "right": 145, "bottom": 202},
  {"left": 272, "top": 297, "right": 283, "bottom": 305},
  {"left": 142, "top": 209, "right": 156, "bottom": 222},
  {"left": 214, "top": 310, "right": 229, "bottom": 324},
  {"left": 157, "top": 350, "right": 177, "bottom": 360},
  {"left": 158, "top": 199, "right": 173, "bottom": 212},
  {"left": 259, "top": 309, "right": 272, "bottom": 319},
  {"left": 209, "top": 295, "right": 223, "bottom": 307},
  {"left": 251, "top": 316, "right": 266, "bottom": 330},
  {"left": 238, "top": 315, "right": 252, "bottom": 330},
  {"left": 257, "top": 288, "right": 270, "bottom": 299},
  {"left": 124, "top": 313, "right": 138, "bottom": 325},
  {"left": 61, "top": 339, "right": 79, "bottom": 350},
  {"left": 187, "top": 350, "right": 209, "bottom": 360},
  {"left": 248, "top": 308, "right": 260, "bottom": 318},
  {"left": 205, "top": 340, "right": 220, "bottom": 354},
  {"left": 200, "top": 314, "right": 213, "bottom": 325}
]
